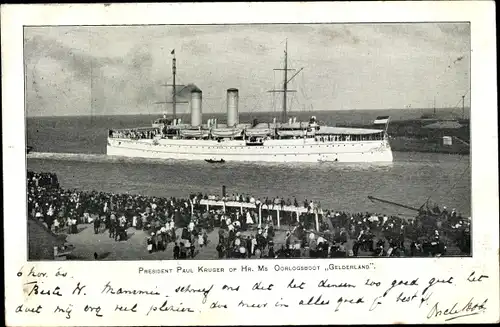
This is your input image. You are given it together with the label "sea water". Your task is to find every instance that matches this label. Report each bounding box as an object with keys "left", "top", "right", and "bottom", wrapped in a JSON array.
[{"left": 26, "top": 110, "right": 471, "bottom": 217}]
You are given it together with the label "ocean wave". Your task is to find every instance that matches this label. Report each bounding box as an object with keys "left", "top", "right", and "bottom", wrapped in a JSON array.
[
  {"left": 27, "top": 151, "right": 397, "bottom": 172},
  {"left": 26, "top": 152, "right": 185, "bottom": 165}
]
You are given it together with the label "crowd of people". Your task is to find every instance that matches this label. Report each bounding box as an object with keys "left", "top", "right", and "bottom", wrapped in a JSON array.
[
  {"left": 27, "top": 171, "right": 471, "bottom": 259},
  {"left": 108, "top": 128, "right": 160, "bottom": 140},
  {"left": 316, "top": 208, "right": 471, "bottom": 257},
  {"left": 210, "top": 206, "right": 471, "bottom": 259},
  {"left": 207, "top": 192, "right": 320, "bottom": 212}
]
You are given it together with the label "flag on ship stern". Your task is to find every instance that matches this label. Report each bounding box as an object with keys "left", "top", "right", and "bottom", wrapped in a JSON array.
[{"left": 373, "top": 116, "right": 390, "bottom": 125}]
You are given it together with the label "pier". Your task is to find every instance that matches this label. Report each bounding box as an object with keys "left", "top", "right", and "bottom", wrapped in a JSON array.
[{"left": 198, "top": 199, "right": 323, "bottom": 231}]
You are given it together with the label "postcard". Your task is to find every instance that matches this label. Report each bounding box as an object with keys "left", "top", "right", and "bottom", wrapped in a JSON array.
[{"left": 2, "top": 2, "right": 499, "bottom": 325}]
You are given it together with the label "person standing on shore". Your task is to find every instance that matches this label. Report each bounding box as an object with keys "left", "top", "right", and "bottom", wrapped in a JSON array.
[
  {"left": 218, "top": 229, "right": 225, "bottom": 244},
  {"left": 246, "top": 236, "right": 252, "bottom": 258},
  {"left": 251, "top": 235, "right": 257, "bottom": 255},
  {"left": 93, "top": 216, "right": 100, "bottom": 234},
  {"left": 53, "top": 218, "right": 60, "bottom": 233},
  {"left": 268, "top": 241, "right": 275, "bottom": 258},
  {"left": 66, "top": 217, "right": 73, "bottom": 234},
  {"left": 190, "top": 244, "right": 196, "bottom": 258},
  {"left": 156, "top": 231, "right": 164, "bottom": 251},
  {"left": 198, "top": 233, "right": 204, "bottom": 248},
  {"left": 202, "top": 230, "right": 208, "bottom": 246},
  {"left": 147, "top": 234, "right": 153, "bottom": 254},
  {"left": 173, "top": 242, "right": 180, "bottom": 259},
  {"left": 216, "top": 242, "right": 225, "bottom": 259},
  {"left": 179, "top": 243, "right": 187, "bottom": 259},
  {"left": 109, "top": 213, "right": 116, "bottom": 239}
]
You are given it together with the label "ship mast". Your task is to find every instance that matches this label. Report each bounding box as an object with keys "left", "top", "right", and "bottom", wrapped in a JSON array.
[
  {"left": 90, "top": 55, "right": 93, "bottom": 124},
  {"left": 172, "top": 54, "right": 177, "bottom": 119},
  {"left": 156, "top": 49, "right": 187, "bottom": 118},
  {"left": 283, "top": 40, "right": 288, "bottom": 122},
  {"left": 90, "top": 29, "right": 93, "bottom": 124},
  {"left": 268, "top": 39, "right": 302, "bottom": 123},
  {"left": 461, "top": 95, "right": 465, "bottom": 119}
]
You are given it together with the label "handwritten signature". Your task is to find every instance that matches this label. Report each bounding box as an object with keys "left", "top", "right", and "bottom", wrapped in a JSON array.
[{"left": 427, "top": 298, "right": 488, "bottom": 321}]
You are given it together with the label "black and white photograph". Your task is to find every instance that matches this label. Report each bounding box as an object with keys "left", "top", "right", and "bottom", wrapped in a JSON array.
[
  {"left": 25, "top": 23, "right": 472, "bottom": 261},
  {"left": 4, "top": 2, "right": 499, "bottom": 326}
]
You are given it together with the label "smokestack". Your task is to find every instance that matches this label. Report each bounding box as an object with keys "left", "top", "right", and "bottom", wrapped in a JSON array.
[
  {"left": 227, "top": 88, "right": 239, "bottom": 127},
  {"left": 190, "top": 90, "right": 202, "bottom": 127}
]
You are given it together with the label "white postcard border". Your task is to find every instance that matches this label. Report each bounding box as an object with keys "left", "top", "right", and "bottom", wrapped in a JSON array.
[{"left": 2, "top": 2, "right": 499, "bottom": 326}]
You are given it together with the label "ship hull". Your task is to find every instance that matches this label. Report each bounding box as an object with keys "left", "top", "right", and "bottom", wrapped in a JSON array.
[{"left": 107, "top": 138, "right": 393, "bottom": 163}]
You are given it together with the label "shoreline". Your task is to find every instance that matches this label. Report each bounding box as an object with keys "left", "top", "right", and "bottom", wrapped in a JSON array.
[
  {"left": 362, "top": 119, "right": 470, "bottom": 155},
  {"left": 389, "top": 137, "right": 470, "bottom": 155}
]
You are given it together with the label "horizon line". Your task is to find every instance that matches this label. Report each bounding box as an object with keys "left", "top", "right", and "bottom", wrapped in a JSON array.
[{"left": 26, "top": 107, "right": 471, "bottom": 119}]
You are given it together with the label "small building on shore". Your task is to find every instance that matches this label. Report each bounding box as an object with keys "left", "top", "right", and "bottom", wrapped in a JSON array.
[{"left": 442, "top": 136, "right": 453, "bottom": 146}]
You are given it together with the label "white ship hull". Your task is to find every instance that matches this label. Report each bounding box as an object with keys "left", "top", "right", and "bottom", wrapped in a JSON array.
[{"left": 107, "top": 137, "right": 393, "bottom": 163}]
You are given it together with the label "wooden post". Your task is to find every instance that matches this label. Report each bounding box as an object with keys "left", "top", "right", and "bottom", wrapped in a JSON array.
[
  {"left": 258, "top": 205, "right": 262, "bottom": 226},
  {"left": 277, "top": 209, "right": 280, "bottom": 229},
  {"left": 206, "top": 203, "right": 209, "bottom": 211},
  {"left": 190, "top": 201, "right": 194, "bottom": 216},
  {"left": 222, "top": 201, "right": 226, "bottom": 213},
  {"left": 240, "top": 204, "right": 243, "bottom": 215},
  {"left": 315, "top": 212, "right": 319, "bottom": 232},
  {"left": 296, "top": 210, "right": 300, "bottom": 222}
]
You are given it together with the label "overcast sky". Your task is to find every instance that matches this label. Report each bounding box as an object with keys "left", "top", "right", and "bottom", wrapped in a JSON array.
[{"left": 24, "top": 23, "right": 470, "bottom": 117}]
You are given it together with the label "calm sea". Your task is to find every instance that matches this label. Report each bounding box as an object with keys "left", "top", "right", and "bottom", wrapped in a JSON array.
[{"left": 26, "top": 109, "right": 471, "bottom": 217}]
